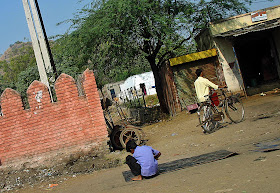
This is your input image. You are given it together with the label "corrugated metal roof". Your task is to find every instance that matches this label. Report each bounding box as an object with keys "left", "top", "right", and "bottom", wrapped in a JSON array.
[
  {"left": 169, "top": 48, "right": 217, "bottom": 66},
  {"left": 214, "top": 18, "right": 280, "bottom": 37}
]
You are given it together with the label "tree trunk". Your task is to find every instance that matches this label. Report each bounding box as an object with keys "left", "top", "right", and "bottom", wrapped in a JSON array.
[{"left": 147, "top": 56, "right": 170, "bottom": 115}]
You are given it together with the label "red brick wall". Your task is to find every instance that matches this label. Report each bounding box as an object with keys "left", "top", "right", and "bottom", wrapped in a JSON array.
[
  {"left": 0, "top": 69, "right": 108, "bottom": 166},
  {"left": 159, "top": 61, "right": 182, "bottom": 115}
]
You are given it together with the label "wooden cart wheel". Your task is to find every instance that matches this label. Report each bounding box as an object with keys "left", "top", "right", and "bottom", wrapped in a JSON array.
[{"left": 120, "top": 128, "right": 141, "bottom": 148}]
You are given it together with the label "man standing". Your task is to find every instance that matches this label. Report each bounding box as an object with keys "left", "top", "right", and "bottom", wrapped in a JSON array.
[{"left": 194, "top": 68, "right": 224, "bottom": 103}]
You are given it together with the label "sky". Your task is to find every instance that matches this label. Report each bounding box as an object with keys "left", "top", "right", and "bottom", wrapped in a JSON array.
[
  {"left": 0, "top": 0, "right": 92, "bottom": 55},
  {"left": 0, "top": 0, "right": 280, "bottom": 55}
]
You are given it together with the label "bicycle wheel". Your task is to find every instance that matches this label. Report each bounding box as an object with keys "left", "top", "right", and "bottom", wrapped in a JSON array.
[
  {"left": 225, "top": 96, "right": 245, "bottom": 123},
  {"left": 198, "top": 105, "right": 219, "bottom": 133}
]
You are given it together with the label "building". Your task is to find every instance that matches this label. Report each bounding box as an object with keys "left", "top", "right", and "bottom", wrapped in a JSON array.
[
  {"left": 119, "top": 71, "right": 157, "bottom": 100},
  {"left": 165, "top": 5, "right": 280, "bottom": 113},
  {"left": 169, "top": 48, "right": 223, "bottom": 108},
  {"left": 101, "top": 81, "right": 124, "bottom": 101},
  {"left": 101, "top": 71, "right": 157, "bottom": 103},
  {"left": 196, "top": 5, "right": 280, "bottom": 95}
]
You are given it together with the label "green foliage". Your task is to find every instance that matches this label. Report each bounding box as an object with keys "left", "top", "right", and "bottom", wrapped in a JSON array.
[
  {"left": 53, "top": 25, "right": 151, "bottom": 88},
  {"left": 55, "top": 0, "right": 254, "bottom": 113},
  {"left": 123, "top": 98, "right": 143, "bottom": 109},
  {"left": 54, "top": 0, "right": 254, "bottom": 85},
  {"left": 81, "top": 0, "right": 252, "bottom": 60},
  {"left": 0, "top": 46, "right": 36, "bottom": 83},
  {"left": 0, "top": 44, "right": 37, "bottom": 101},
  {"left": 0, "top": 0, "right": 256, "bottom": 112},
  {"left": 122, "top": 94, "right": 159, "bottom": 108},
  {"left": 144, "top": 94, "right": 160, "bottom": 107},
  {"left": 15, "top": 66, "right": 40, "bottom": 107},
  {"left": 15, "top": 66, "right": 40, "bottom": 96},
  {"left": 0, "top": 75, "right": 15, "bottom": 95}
]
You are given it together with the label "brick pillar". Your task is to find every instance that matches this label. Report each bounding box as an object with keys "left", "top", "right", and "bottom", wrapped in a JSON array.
[{"left": 82, "top": 69, "right": 108, "bottom": 141}]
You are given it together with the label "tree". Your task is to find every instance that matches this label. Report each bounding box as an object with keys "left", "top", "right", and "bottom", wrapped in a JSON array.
[
  {"left": 53, "top": 25, "right": 151, "bottom": 88},
  {"left": 15, "top": 66, "right": 40, "bottom": 107},
  {"left": 0, "top": 44, "right": 37, "bottom": 99},
  {"left": 68, "top": 0, "right": 254, "bottom": 113},
  {"left": 0, "top": 75, "right": 15, "bottom": 95},
  {"left": 0, "top": 45, "right": 36, "bottom": 84},
  {"left": 58, "top": 0, "right": 256, "bottom": 114}
]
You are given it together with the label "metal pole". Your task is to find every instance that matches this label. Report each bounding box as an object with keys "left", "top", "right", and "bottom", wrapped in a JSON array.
[
  {"left": 34, "top": 0, "right": 57, "bottom": 79},
  {"left": 22, "top": 0, "right": 53, "bottom": 101},
  {"left": 29, "top": 0, "right": 52, "bottom": 73}
]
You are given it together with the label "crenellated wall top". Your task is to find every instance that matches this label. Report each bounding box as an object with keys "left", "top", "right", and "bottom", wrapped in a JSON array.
[{"left": 0, "top": 69, "right": 98, "bottom": 117}]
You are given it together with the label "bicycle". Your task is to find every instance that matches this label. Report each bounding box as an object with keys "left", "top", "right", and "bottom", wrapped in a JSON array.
[{"left": 197, "top": 88, "right": 245, "bottom": 134}]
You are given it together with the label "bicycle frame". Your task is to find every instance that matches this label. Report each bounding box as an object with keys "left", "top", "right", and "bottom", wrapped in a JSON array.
[
  {"left": 198, "top": 88, "right": 244, "bottom": 132},
  {"left": 201, "top": 89, "right": 227, "bottom": 122}
]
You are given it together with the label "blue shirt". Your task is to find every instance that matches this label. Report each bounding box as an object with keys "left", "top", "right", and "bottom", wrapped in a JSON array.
[{"left": 133, "top": 145, "right": 160, "bottom": 177}]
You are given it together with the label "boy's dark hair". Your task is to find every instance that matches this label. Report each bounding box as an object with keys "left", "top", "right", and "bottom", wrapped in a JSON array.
[
  {"left": 195, "top": 68, "right": 203, "bottom": 77},
  {"left": 126, "top": 140, "right": 138, "bottom": 152}
]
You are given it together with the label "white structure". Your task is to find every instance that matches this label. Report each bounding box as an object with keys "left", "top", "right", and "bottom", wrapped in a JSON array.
[
  {"left": 101, "top": 81, "right": 124, "bottom": 100},
  {"left": 120, "top": 71, "right": 157, "bottom": 100}
]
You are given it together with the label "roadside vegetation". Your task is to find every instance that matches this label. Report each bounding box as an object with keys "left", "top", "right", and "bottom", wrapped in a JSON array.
[{"left": 0, "top": 0, "right": 259, "bottom": 113}]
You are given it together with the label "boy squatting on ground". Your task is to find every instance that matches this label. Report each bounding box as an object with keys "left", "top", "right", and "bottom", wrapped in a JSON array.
[{"left": 125, "top": 140, "right": 161, "bottom": 181}]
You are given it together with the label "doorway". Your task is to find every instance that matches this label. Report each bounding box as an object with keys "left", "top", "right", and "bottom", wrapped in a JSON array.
[{"left": 234, "top": 30, "right": 280, "bottom": 94}]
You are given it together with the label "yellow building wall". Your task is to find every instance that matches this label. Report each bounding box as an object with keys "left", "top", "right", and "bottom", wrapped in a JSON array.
[
  {"left": 169, "top": 49, "right": 217, "bottom": 66},
  {"left": 213, "top": 38, "right": 244, "bottom": 93},
  {"left": 210, "top": 5, "right": 280, "bottom": 36}
]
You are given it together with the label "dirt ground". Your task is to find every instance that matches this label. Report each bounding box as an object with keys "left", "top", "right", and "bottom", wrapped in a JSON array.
[{"left": 8, "top": 90, "right": 280, "bottom": 193}]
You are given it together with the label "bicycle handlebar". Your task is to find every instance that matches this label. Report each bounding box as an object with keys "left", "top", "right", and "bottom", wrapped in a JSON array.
[
  {"left": 205, "top": 87, "right": 228, "bottom": 98},
  {"left": 218, "top": 86, "right": 227, "bottom": 89}
]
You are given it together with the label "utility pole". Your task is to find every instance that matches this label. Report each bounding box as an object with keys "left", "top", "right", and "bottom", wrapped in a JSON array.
[{"left": 22, "top": 0, "right": 56, "bottom": 101}]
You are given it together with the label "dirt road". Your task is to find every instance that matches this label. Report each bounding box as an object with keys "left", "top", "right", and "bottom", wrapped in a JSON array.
[{"left": 17, "top": 91, "right": 280, "bottom": 193}]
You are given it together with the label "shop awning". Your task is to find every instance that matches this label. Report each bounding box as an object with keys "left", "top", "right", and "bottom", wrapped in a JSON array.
[{"left": 169, "top": 48, "right": 217, "bottom": 67}]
